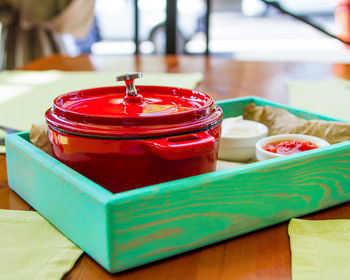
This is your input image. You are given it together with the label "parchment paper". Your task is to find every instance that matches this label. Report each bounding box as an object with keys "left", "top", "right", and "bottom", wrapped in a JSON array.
[{"left": 243, "top": 103, "right": 350, "bottom": 144}]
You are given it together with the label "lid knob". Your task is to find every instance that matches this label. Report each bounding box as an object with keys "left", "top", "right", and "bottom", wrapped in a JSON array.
[{"left": 116, "top": 73, "right": 143, "bottom": 104}]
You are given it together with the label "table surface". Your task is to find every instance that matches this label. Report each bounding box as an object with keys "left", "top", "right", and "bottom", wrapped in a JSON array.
[{"left": 2, "top": 54, "right": 350, "bottom": 279}]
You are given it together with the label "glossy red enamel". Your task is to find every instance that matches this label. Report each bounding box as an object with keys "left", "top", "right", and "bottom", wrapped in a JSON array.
[
  {"left": 45, "top": 84, "right": 223, "bottom": 193},
  {"left": 46, "top": 85, "right": 221, "bottom": 138}
]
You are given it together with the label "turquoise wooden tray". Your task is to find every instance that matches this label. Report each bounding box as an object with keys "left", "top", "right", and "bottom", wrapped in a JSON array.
[{"left": 5, "top": 96, "right": 350, "bottom": 273}]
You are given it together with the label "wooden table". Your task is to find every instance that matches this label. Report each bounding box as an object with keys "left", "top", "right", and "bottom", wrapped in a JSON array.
[{"left": 2, "top": 54, "right": 350, "bottom": 279}]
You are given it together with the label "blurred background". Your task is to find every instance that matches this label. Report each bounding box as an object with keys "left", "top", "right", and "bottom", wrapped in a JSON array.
[{"left": 1, "top": 0, "right": 350, "bottom": 69}]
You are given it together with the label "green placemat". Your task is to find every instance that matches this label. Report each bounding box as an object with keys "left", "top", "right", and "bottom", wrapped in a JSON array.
[
  {"left": 0, "top": 70, "right": 203, "bottom": 132},
  {"left": 289, "top": 218, "right": 350, "bottom": 280},
  {"left": 0, "top": 209, "right": 83, "bottom": 280},
  {"left": 287, "top": 78, "right": 350, "bottom": 121}
]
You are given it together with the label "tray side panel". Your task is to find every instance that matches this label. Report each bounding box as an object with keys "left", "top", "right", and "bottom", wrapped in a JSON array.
[
  {"left": 5, "top": 133, "right": 112, "bottom": 269},
  {"left": 107, "top": 142, "right": 350, "bottom": 272},
  {"left": 216, "top": 97, "right": 254, "bottom": 118}
]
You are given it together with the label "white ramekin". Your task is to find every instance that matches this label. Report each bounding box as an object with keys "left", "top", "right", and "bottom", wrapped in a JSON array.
[
  {"left": 218, "top": 118, "right": 268, "bottom": 162},
  {"left": 256, "top": 134, "right": 330, "bottom": 161}
]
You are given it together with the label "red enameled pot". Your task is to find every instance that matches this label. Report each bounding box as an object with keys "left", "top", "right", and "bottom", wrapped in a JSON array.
[{"left": 45, "top": 73, "right": 223, "bottom": 193}]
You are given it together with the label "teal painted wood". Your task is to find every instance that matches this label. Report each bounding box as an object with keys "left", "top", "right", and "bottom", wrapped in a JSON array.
[
  {"left": 215, "top": 97, "right": 254, "bottom": 119},
  {"left": 5, "top": 133, "right": 113, "bottom": 269},
  {"left": 106, "top": 142, "right": 350, "bottom": 272},
  {"left": 5, "top": 96, "right": 350, "bottom": 273}
]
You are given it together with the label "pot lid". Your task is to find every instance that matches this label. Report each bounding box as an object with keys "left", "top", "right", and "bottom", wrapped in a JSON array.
[{"left": 45, "top": 73, "right": 222, "bottom": 139}]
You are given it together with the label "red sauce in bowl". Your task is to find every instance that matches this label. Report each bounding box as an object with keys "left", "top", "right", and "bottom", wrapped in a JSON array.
[{"left": 263, "top": 140, "right": 319, "bottom": 155}]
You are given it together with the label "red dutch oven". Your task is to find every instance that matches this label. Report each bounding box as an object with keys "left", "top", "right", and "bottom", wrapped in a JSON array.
[{"left": 45, "top": 73, "right": 223, "bottom": 193}]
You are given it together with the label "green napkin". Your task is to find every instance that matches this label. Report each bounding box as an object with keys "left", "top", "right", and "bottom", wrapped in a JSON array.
[
  {"left": 287, "top": 78, "right": 350, "bottom": 121},
  {"left": 0, "top": 209, "right": 83, "bottom": 280},
  {"left": 288, "top": 218, "right": 350, "bottom": 280},
  {"left": 0, "top": 70, "right": 203, "bottom": 131}
]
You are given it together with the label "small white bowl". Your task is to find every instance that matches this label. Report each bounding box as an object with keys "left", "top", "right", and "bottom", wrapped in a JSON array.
[
  {"left": 218, "top": 117, "right": 268, "bottom": 162},
  {"left": 256, "top": 134, "right": 330, "bottom": 161}
]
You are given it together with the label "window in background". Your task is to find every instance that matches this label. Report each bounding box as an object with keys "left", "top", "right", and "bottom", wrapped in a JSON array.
[
  {"left": 63, "top": 0, "right": 138, "bottom": 55},
  {"left": 186, "top": 0, "right": 348, "bottom": 62},
  {"left": 92, "top": 0, "right": 136, "bottom": 55},
  {"left": 63, "top": 0, "right": 350, "bottom": 62},
  {"left": 63, "top": 0, "right": 207, "bottom": 55},
  {"left": 175, "top": 0, "right": 206, "bottom": 54},
  {"left": 235, "top": 0, "right": 344, "bottom": 61}
]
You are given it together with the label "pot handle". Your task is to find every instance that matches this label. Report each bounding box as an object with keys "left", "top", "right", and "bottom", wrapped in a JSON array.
[
  {"left": 116, "top": 72, "right": 144, "bottom": 104},
  {"left": 146, "top": 131, "right": 216, "bottom": 160}
]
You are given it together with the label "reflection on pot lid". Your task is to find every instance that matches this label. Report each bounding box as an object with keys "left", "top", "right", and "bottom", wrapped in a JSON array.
[{"left": 46, "top": 73, "right": 223, "bottom": 139}]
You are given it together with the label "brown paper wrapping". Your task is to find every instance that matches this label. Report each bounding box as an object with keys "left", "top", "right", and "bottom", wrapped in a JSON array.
[
  {"left": 243, "top": 103, "right": 350, "bottom": 144},
  {"left": 29, "top": 123, "right": 52, "bottom": 155}
]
